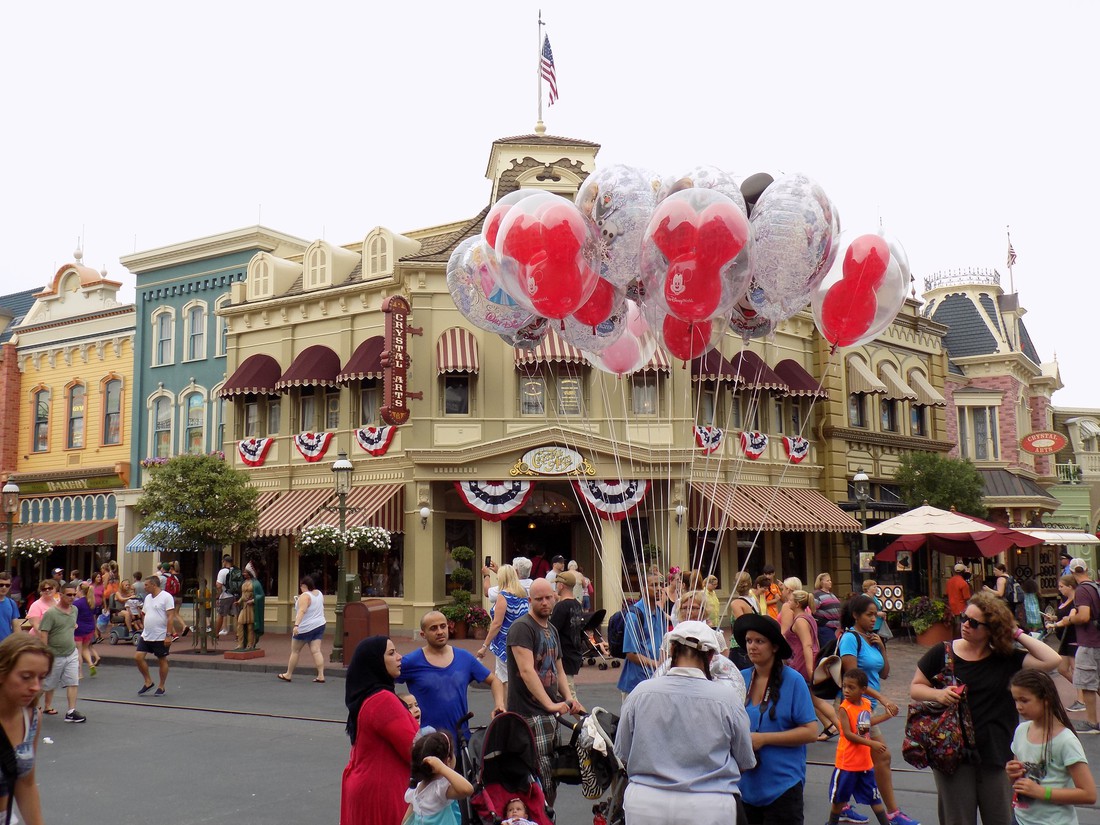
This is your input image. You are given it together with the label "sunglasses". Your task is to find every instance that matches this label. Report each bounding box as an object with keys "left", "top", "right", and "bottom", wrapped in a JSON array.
[{"left": 962, "top": 615, "right": 989, "bottom": 629}]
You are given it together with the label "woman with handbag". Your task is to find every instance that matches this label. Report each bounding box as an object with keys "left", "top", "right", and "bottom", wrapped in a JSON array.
[{"left": 909, "top": 592, "right": 1061, "bottom": 825}]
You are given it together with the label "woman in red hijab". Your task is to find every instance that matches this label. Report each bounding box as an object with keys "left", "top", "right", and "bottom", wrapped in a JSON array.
[{"left": 341, "top": 636, "right": 418, "bottom": 825}]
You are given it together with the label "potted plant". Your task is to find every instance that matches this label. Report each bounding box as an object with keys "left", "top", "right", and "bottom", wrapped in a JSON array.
[
  {"left": 296, "top": 524, "right": 344, "bottom": 556},
  {"left": 906, "top": 596, "right": 952, "bottom": 645},
  {"left": 467, "top": 605, "right": 491, "bottom": 640},
  {"left": 441, "top": 545, "right": 476, "bottom": 638},
  {"left": 441, "top": 591, "right": 472, "bottom": 639}
]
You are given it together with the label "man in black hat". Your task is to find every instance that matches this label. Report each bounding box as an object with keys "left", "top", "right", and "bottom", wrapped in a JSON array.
[
  {"left": 546, "top": 555, "right": 566, "bottom": 586},
  {"left": 1061, "top": 550, "right": 1074, "bottom": 577}
]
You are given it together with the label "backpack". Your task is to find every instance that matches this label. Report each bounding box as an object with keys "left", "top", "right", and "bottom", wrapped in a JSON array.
[
  {"left": 608, "top": 605, "right": 632, "bottom": 659},
  {"left": 164, "top": 573, "right": 181, "bottom": 597},
  {"left": 224, "top": 566, "right": 244, "bottom": 596},
  {"left": 1078, "top": 580, "right": 1100, "bottom": 631},
  {"left": 1003, "top": 575, "right": 1023, "bottom": 606}
]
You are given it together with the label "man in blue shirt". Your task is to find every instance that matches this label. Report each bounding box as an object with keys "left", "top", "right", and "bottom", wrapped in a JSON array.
[
  {"left": 617, "top": 574, "right": 669, "bottom": 696},
  {"left": 0, "top": 573, "right": 18, "bottom": 641},
  {"left": 397, "top": 610, "right": 505, "bottom": 738}
]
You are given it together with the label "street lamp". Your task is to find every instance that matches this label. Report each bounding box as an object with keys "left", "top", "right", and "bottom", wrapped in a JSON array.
[
  {"left": 853, "top": 468, "right": 870, "bottom": 560},
  {"left": 2, "top": 481, "right": 18, "bottom": 561},
  {"left": 330, "top": 452, "right": 353, "bottom": 664}
]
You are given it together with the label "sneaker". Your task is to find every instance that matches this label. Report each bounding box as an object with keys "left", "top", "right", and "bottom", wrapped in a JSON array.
[
  {"left": 138, "top": 683, "right": 155, "bottom": 695},
  {"left": 218, "top": 629, "right": 229, "bottom": 636},
  {"left": 154, "top": 688, "right": 165, "bottom": 697},
  {"left": 89, "top": 666, "right": 97, "bottom": 677},
  {"left": 1074, "top": 720, "right": 1100, "bottom": 734},
  {"left": 887, "top": 811, "right": 920, "bottom": 825},
  {"left": 1066, "top": 701, "right": 1086, "bottom": 712},
  {"left": 839, "top": 805, "right": 869, "bottom": 824},
  {"left": 181, "top": 626, "right": 191, "bottom": 637},
  {"left": 63, "top": 710, "right": 86, "bottom": 723}
]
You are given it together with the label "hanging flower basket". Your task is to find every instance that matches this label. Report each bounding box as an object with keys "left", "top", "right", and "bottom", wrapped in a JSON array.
[
  {"left": 297, "top": 525, "right": 345, "bottom": 556},
  {"left": 345, "top": 525, "right": 391, "bottom": 555},
  {"left": 10, "top": 538, "right": 53, "bottom": 559}
]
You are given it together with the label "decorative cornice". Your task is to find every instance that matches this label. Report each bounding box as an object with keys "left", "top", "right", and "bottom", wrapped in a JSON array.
[
  {"left": 121, "top": 226, "right": 310, "bottom": 274},
  {"left": 9, "top": 465, "right": 125, "bottom": 484},
  {"left": 824, "top": 426, "right": 954, "bottom": 453}
]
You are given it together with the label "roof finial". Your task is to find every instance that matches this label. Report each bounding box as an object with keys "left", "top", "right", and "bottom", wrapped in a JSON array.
[
  {"left": 73, "top": 235, "right": 83, "bottom": 263},
  {"left": 534, "top": 120, "right": 547, "bottom": 135}
]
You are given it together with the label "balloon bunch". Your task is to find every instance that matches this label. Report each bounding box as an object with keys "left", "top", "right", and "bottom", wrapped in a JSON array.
[{"left": 446, "top": 163, "right": 910, "bottom": 372}]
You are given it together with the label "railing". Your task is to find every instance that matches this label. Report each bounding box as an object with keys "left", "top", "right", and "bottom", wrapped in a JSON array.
[
  {"left": 1056, "top": 463, "right": 1083, "bottom": 484},
  {"left": 924, "top": 268, "right": 1000, "bottom": 291}
]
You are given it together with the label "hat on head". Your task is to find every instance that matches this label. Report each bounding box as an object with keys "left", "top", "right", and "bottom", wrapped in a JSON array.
[
  {"left": 555, "top": 571, "right": 579, "bottom": 589},
  {"left": 666, "top": 620, "right": 722, "bottom": 654},
  {"left": 953, "top": 563, "right": 967, "bottom": 573},
  {"left": 551, "top": 555, "right": 566, "bottom": 565},
  {"left": 732, "top": 614, "right": 792, "bottom": 660},
  {"left": 1060, "top": 550, "right": 1072, "bottom": 559},
  {"left": 1069, "top": 557, "right": 1088, "bottom": 573},
  {"left": 52, "top": 568, "right": 63, "bottom": 575}
]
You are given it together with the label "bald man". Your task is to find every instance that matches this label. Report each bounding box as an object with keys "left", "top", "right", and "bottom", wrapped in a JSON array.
[{"left": 397, "top": 609, "right": 505, "bottom": 738}]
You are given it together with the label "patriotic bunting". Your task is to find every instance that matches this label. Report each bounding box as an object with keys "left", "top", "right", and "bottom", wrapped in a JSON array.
[
  {"left": 454, "top": 481, "right": 534, "bottom": 522},
  {"left": 739, "top": 430, "right": 769, "bottom": 460},
  {"left": 572, "top": 479, "right": 649, "bottom": 521},
  {"left": 783, "top": 435, "right": 810, "bottom": 464},
  {"left": 237, "top": 437, "right": 274, "bottom": 467},
  {"left": 693, "top": 425, "right": 724, "bottom": 455},
  {"left": 293, "top": 431, "right": 334, "bottom": 462},
  {"left": 355, "top": 426, "right": 396, "bottom": 457}
]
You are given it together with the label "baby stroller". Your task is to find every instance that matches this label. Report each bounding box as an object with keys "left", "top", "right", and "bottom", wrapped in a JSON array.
[
  {"left": 580, "top": 610, "right": 620, "bottom": 671},
  {"left": 468, "top": 712, "right": 553, "bottom": 825},
  {"left": 570, "top": 708, "right": 626, "bottom": 825}
]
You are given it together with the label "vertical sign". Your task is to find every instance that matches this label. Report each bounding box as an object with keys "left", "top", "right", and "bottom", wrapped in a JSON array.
[{"left": 380, "top": 295, "right": 411, "bottom": 426}]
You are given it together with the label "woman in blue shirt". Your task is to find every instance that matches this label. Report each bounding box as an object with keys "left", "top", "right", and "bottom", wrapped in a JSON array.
[{"left": 734, "top": 614, "right": 817, "bottom": 825}]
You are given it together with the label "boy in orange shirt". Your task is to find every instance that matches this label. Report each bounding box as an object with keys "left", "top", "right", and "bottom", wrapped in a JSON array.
[{"left": 827, "top": 669, "right": 895, "bottom": 825}]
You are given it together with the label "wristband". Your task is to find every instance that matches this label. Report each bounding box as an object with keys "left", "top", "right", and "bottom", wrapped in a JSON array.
[
  {"left": 1045, "top": 787, "right": 1052, "bottom": 801},
  {"left": 1013, "top": 627, "right": 1024, "bottom": 640}
]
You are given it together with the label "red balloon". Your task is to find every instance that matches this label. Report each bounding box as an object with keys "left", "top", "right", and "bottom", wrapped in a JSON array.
[
  {"left": 571, "top": 276, "right": 616, "bottom": 326},
  {"left": 695, "top": 202, "right": 749, "bottom": 271},
  {"left": 526, "top": 258, "right": 589, "bottom": 319},
  {"left": 539, "top": 203, "right": 586, "bottom": 263},
  {"left": 484, "top": 203, "right": 511, "bottom": 249},
  {"left": 820, "top": 279, "right": 877, "bottom": 346},
  {"left": 662, "top": 315, "right": 713, "bottom": 361},
  {"left": 663, "top": 255, "right": 721, "bottom": 322},
  {"left": 842, "top": 235, "right": 890, "bottom": 292},
  {"left": 649, "top": 197, "right": 698, "bottom": 260},
  {"left": 501, "top": 214, "right": 542, "bottom": 266}
]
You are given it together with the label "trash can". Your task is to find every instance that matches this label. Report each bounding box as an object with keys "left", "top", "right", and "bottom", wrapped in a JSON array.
[{"left": 341, "top": 598, "right": 390, "bottom": 666}]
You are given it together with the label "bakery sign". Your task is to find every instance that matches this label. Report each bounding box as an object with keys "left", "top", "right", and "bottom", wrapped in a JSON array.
[
  {"left": 380, "top": 295, "right": 410, "bottom": 426},
  {"left": 1020, "top": 431, "right": 1067, "bottom": 455},
  {"left": 510, "top": 446, "right": 596, "bottom": 477}
]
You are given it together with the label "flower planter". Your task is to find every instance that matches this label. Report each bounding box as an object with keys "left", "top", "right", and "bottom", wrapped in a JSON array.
[
  {"left": 451, "top": 620, "right": 469, "bottom": 640},
  {"left": 916, "top": 621, "right": 953, "bottom": 646},
  {"left": 471, "top": 626, "right": 487, "bottom": 641}
]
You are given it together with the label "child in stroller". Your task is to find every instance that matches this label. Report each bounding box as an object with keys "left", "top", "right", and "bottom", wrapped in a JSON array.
[
  {"left": 501, "top": 798, "right": 538, "bottom": 825},
  {"left": 468, "top": 712, "right": 553, "bottom": 825}
]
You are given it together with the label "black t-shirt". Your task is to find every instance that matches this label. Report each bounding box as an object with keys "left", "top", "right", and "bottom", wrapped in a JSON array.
[
  {"left": 506, "top": 613, "right": 563, "bottom": 717},
  {"left": 917, "top": 642, "right": 1027, "bottom": 767},
  {"left": 550, "top": 598, "right": 586, "bottom": 675}
]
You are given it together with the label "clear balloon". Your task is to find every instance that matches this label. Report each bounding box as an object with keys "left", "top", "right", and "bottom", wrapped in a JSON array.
[
  {"left": 501, "top": 316, "right": 550, "bottom": 351},
  {"left": 484, "top": 190, "right": 539, "bottom": 249},
  {"left": 657, "top": 165, "right": 747, "bottom": 216},
  {"left": 560, "top": 291, "right": 628, "bottom": 355},
  {"left": 729, "top": 284, "right": 775, "bottom": 341},
  {"left": 587, "top": 301, "right": 658, "bottom": 375},
  {"left": 494, "top": 192, "right": 600, "bottom": 320},
  {"left": 445, "top": 235, "right": 535, "bottom": 335},
  {"left": 576, "top": 165, "right": 657, "bottom": 289},
  {"left": 642, "top": 301, "right": 728, "bottom": 362}
]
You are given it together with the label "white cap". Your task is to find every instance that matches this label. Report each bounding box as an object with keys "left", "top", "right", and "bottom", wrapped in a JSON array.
[
  {"left": 665, "top": 620, "right": 721, "bottom": 653},
  {"left": 953, "top": 563, "right": 967, "bottom": 573},
  {"left": 1069, "top": 557, "right": 1088, "bottom": 573}
]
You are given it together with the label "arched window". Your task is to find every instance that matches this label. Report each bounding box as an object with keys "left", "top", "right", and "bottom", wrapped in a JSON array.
[
  {"left": 102, "top": 379, "right": 122, "bottom": 445},
  {"left": 153, "top": 397, "right": 172, "bottom": 458},
  {"left": 67, "top": 384, "right": 85, "bottom": 449},
  {"left": 184, "top": 392, "right": 205, "bottom": 453},
  {"left": 252, "top": 256, "right": 272, "bottom": 298},
  {"left": 185, "top": 302, "right": 206, "bottom": 361},
  {"left": 33, "top": 389, "right": 50, "bottom": 452},
  {"left": 305, "top": 244, "right": 328, "bottom": 290},
  {"left": 152, "top": 308, "right": 174, "bottom": 366},
  {"left": 369, "top": 235, "right": 389, "bottom": 276}
]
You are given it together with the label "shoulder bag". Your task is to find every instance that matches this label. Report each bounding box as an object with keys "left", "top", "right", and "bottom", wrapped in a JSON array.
[{"left": 901, "top": 641, "right": 978, "bottom": 774}]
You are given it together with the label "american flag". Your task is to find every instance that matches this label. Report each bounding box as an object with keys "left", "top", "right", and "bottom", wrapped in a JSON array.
[
  {"left": 541, "top": 35, "right": 558, "bottom": 106},
  {"left": 1007, "top": 240, "right": 1017, "bottom": 268}
]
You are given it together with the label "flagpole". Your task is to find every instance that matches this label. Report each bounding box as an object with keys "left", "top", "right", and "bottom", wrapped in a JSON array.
[
  {"left": 536, "top": 11, "right": 545, "bottom": 133},
  {"left": 1005, "top": 225, "right": 1018, "bottom": 350},
  {"left": 1006, "top": 225, "right": 1016, "bottom": 294}
]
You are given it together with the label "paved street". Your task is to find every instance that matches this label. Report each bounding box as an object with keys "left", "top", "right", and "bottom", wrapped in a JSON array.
[{"left": 37, "top": 636, "right": 1100, "bottom": 824}]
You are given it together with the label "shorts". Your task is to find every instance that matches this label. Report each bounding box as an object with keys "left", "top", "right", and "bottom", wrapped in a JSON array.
[
  {"left": 43, "top": 650, "right": 80, "bottom": 691},
  {"left": 216, "top": 596, "right": 237, "bottom": 617},
  {"left": 172, "top": 597, "right": 182, "bottom": 610},
  {"left": 828, "top": 768, "right": 882, "bottom": 806},
  {"left": 495, "top": 656, "right": 508, "bottom": 684},
  {"left": 292, "top": 625, "right": 325, "bottom": 643},
  {"left": 136, "top": 638, "right": 171, "bottom": 659},
  {"left": 75, "top": 632, "right": 94, "bottom": 644},
  {"left": 1073, "top": 645, "right": 1100, "bottom": 691}
]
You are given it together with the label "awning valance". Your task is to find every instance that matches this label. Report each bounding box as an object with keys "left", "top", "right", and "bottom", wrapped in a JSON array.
[
  {"left": 633, "top": 347, "right": 671, "bottom": 373},
  {"left": 773, "top": 359, "right": 828, "bottom": 398},
  {"left": 1016, "top": 528, "right": 1100, "bottom": 546},
  {"left": 689, "top": 482, "right": 860, "bottom": 533},
  {"left": 255, "top": 489, "right": 334, "bottom": 537},
  {"left": 220, "top": 354, "right": 282, "bottom": 397},
  {"left": 302, "top": 484, "right": 405, "bottom": 534},
  {"left": 338, "top": 336, "right": 385, "bottom": 383},
  {"left": 847, "top": 357, "right": 887, "bottom": 395},
  {"left": 275, "top": 346, "right": 341, "bottom": 391},
  {"left": 13, "top": 519, "right": 117, "bottom": 546},
  {"left": 126, "top": 521, "right": 179, "bottom": 553},
  {"left": 878, "top": 363, "right": 918, "bottom": 401},
  {"left": 907, "top": 370, "right": 947, "bottom": 407},
  {"left": 514, "top": 329, "right": 586, "bottom": 368},
  {"left": 729, "top": 350, "right": 788, "bottom": 392},
  {"left": 437, "top": 327, "right": 481, "bottom": 374},
  {"left": 691, "top": 350, "right": 738, "bottom": 383}
]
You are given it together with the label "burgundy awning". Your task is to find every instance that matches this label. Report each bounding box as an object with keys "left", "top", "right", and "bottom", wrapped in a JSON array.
[
  {"left": 690, "top": 350, "right": 738, "bottom": 383},
  {"left": 338, "top": 336, "right": 385, "bottom": 383},
  {"left": 773, "top": 359, "right": 829, "bottom": 399},
  {"left": 220, "top": 354, "right": 283, "bottom": 397},
  {"left": 275, "top": 346, "right": 341, "bottom": 391},
  {"left": 728, "top": 350, "right": 787, "bottom": 392}
]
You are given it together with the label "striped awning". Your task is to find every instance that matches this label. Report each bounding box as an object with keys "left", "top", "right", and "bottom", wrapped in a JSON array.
[
  {"left": 437, "top": 327, "right": 480, "bottom": 374},
  {"left": 255, "top": 489, "right": 334, "bottom": 538},
  {"left": 338, "top": 336, "right": 385, "bottom": 383},
  {"left": 220, "top": 354, "right": 282, "bottom": 397},
  {"left": 689, "top": 482, "right": 860, "bottom": 533},
  {"left": 12, "top": 519, "right": 117, "bottom": 546},
  {"left": 879, "top": 363, "right": 917, "bottom": 401},
  {"left": 514, "top": 328, "right": 587, "bottom": 367},
  {"left": 275, "top": 346, "right": 341, "bottom": 391},
  {"left": 632, "top": 347, "right": 671, "bottom": 373},
  {"left": 691, "top": 349, "right": 738, "bottom": 383},
  {"left": 254, "top": 490, "right": 283, "bottom": 513},
  {"left": 847, "top": 357, "right": 887, "bottom": 394},
  {"left": 302, "top": 484, "right": 405, "bottom": 534},
  {"left": 126, "top": 521, "right": 179, "bottom": 553},
  {"left": 908, "top": 370, "right": 947, "bottom": 407},
  {"left": 1016, "top": 528, "right": 1100, "bottom": 546},
  {"left": 729, "top": 350, "right": 788, "bottom": 392},
  {"left": 773, "top": 359, "right": 828, "bottom": 399}
]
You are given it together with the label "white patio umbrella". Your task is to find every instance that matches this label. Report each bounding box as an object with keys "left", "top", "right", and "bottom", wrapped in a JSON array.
[{"left": 862, "top": 504, "right": 995, "bottom": 536}]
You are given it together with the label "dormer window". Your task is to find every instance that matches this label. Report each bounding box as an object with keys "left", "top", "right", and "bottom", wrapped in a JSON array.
[
  {"left": 305, "top": 243, "right": 328, "bottom": 290},
  {"left": 252, "top": 256, "right": 272, "bottom": 298},
  {"left": 369, "top": 235, "right": 389, "bottom": 276}
]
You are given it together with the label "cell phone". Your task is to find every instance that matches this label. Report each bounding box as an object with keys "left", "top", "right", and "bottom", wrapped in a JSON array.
[{"left": 485, "top": 556, "right": 492, "bottom": 567}]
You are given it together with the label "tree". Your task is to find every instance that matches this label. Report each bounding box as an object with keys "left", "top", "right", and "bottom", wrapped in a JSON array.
[
  {"left": 135, "top": 454, "right": 260, "bottom": 552},
  {"left": 894, "top": 452, "right": 986, "bottom": 517}
]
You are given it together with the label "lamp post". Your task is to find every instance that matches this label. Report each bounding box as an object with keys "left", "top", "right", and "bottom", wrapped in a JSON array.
[
  {"left": 853, "top": 469, "right": 870, "bottom": 581},
  {"left": 330, "top": 452, "right": 353, "bottom": 665},
  {"left": 2, "top": 481, "right": 18, "bottom": 563}
]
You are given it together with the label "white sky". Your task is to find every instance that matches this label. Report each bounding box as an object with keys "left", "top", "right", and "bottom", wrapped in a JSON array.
[{"left": 1, "top": 1, "right": 1095, "bottom": 406}]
